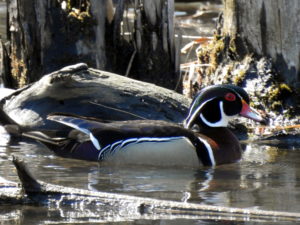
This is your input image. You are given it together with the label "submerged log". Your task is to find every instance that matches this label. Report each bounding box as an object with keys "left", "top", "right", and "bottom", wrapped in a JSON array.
[
  {"left": 0, "top": 63, "right": 190, "bottom": 130},
  {"left": 0, "top": 156, "right": 300, "bottom": 223}
]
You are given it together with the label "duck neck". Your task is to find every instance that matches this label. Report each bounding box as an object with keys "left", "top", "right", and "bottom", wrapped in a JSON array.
[{"left": 196, "top": 126, "right": 242, "bottom": 166}]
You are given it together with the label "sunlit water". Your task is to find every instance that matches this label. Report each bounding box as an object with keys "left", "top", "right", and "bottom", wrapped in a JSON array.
[{"left": 1, "top": 126, "right": 300, "bottom": 224}]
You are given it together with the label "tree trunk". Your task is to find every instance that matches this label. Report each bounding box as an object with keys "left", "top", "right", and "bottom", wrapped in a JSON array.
[
  {"left": 192, "top": 0, "right": 300, "bottom": 128},
  {"left": 129, "top": 0, "right": 180, "bottom": 90},
  {"left": 223, "top": 0, "right": 300, "bottom": 90},
  {"left": 6, "top": 0, "right": 110, "bottom": 87},
  {"left": 2, "top": 0, "right": 179, "bottom": 90}
]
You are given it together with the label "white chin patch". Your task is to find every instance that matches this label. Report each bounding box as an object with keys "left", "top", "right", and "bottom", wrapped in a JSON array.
[{"left": 200, "top": 101, "right": 234, "bottom": 127}]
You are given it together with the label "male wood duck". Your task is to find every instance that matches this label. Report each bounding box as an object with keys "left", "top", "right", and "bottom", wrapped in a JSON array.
[{"left": 22, "top": 84, "right": 264, "bottom": 167}]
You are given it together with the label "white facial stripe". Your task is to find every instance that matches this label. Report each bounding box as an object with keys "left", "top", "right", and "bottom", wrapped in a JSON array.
[
  {"left": 197, "top": 136, "right": 216, "bottom": 166},
  {"left": 184, "top": 98, "right": 216, "bottom": 128},
  {"left": 200, "top": 101, "right": 235, "bottom": 127}
]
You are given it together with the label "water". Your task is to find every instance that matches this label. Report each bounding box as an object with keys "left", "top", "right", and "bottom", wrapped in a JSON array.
[{"left": 1, "top": 133, "right": 300, "bottom": 224}]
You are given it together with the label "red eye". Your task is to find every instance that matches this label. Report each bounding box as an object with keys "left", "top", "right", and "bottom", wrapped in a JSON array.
[{"left": 225, "top": 93, "right": 236, "bottom": 101}]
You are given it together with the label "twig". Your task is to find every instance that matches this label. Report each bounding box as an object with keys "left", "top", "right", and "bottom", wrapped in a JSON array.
[
  {"left": 125, "top": 48, "right": 137, "bottom": 77},
  {"left": 89, "top": 101, "right": 147, "bottom": 120}
]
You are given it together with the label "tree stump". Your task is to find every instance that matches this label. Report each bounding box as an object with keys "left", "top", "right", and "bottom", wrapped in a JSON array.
[
  {"left": 222, "top": 0, "right": 300, "bottom": 90},
  {"left": 1, "top": 0, "right": 180, "bottom": 90},
  {"left": 191, "top": 0, "right": 300, "bottom": 130}
]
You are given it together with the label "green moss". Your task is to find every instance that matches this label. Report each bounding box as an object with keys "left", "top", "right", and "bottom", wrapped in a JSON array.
[
  {"left": 266, "top": 82, "right": 293, "bottom": 111},
  {"left": 269, "top": 83, "right": 292, "bottom": 101},
  {"left": 196, "top": 35, "right": 226, "bottom": 75},
  {"left": 279, "top": 83, "right": 293, "bottom": 93},
  {"left": 210, "top": 37, "right": 225, "bottom": 72},
  {"left": 229, "top": 37, "right": 237, "bottom": 54},
  {"left": 64, "top": 0, "right": 91, "bottom": 22},
  {"left": 232, "top": 69, "right": 246, "bottom": 85},
  {"left": 271, "top": 100, "right": 282, "bottom": 110},
  {"left": 269, "top": 86, "right": 280, "bottom": 100},
  {"left": 67, "top": 0, "right": 72, "bottom": 10}
]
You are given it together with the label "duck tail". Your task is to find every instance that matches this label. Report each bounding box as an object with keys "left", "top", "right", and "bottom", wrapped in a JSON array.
[
  {"left": 23, "top": 130, "right": 82, "bottom": 159},
  {"left": 22, "top": 131, "right": 63, "bottom": 146}
]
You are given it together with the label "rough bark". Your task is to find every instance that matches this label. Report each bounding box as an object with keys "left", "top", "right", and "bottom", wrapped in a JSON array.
[
  {"left": 0, "top": 40, "right": 10, "bottom": 86},
  {"left": 1, "top": 0, "right": 180, "bottom": 90},
  {"left": 223, "top": 0, "right": 300, "bottom": 90},
  {"left": 130, "top": 0, "right": 180, "bottom": 90},
  {"left": 5, "top": 0, "right": 112, "bottom": 87},
  {"left": 191, "top": 0, "right": 300, "bottom": 133},
  {"left": 0, "top": 63, "right": 190, "bottom": 130}
]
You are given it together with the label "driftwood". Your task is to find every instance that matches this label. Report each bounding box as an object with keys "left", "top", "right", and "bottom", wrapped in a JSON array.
[
  {"left": 0, "top": 156, "right": 299, "bottom": 223},
  {"left": 0, "top": 63, "right": 190, "bottom": 130}
]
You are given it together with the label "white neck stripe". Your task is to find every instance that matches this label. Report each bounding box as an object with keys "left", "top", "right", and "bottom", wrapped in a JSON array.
[
  {"left": 197, "top": 136, "right": 216, "bottom": 166},
  {"left": 200, "top": 101, "right": 234, "bottom": 127}
]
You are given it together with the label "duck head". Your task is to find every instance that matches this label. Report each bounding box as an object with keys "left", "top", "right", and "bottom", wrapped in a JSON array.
[{"left": 184, "top": 85, "right": 264, "bottom": 129}]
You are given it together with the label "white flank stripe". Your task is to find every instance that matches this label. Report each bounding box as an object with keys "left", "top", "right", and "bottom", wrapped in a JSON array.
[
  {"left": 110, "top": 140, "right": 124, "bottom": 153},
  {"left": 197, "top": 136, "right": 216, "bottom": 166},
  {"left": 110, "top": 140, "right": 123, "bottom": 149},
  {"left": 97, "top": 136, "right": 186, "bottom": 161},
  {"left": 98, "top": 145, "right": 110, "bottom": 160},
  {"left": 136, "top": 137, "right": 180, "bottom": 143},
  {"left": 90, "top": 133, "right": 101, "bottom": 150},
  {"left": 120, "top": 138, "right": 139, "bottom": 148}
]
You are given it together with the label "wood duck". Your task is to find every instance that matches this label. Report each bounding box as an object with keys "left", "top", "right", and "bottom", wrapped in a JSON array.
[{"left": 22, "top": 84, "right": 264, "bottom": 167}]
